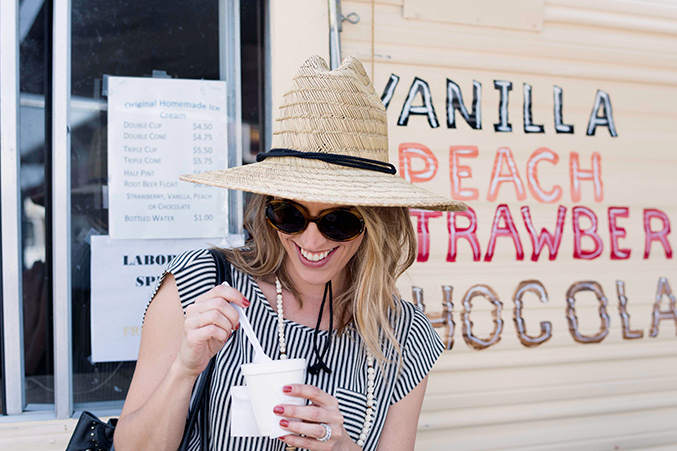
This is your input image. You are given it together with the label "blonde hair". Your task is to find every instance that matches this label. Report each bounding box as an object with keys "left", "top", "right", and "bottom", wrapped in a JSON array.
[{"left": 221, "top": 194, "right": 417, "bottom": 365}]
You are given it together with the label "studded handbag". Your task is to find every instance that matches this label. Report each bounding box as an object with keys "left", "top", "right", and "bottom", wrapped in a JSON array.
[{"left": 65, "top": 411, "right": 117, "bottom": 451}]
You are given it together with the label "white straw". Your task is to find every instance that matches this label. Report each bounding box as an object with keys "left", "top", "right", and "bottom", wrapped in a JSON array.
[{"left": 223, "top": 282, "right": 273, "bottom": 363}]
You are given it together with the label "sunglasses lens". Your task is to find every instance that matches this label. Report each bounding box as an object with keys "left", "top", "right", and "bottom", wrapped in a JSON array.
[
  {"left": 318, "top": 210, "right": 364, "bottom": 241},
  {"left": 266, "top": 200, "right": 364, "bottom": 242},
  {"left": 266, "top": 202, "right": 307, "bottom": 234}
]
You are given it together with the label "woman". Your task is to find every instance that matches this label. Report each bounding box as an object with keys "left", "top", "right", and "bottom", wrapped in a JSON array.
[{"left": 114, "top": 55, "right": 466, "bottom": 451}]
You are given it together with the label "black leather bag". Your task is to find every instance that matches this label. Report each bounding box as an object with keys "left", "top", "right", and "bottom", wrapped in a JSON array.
[
  {"left": 65, "top": 411, "right": 117, "bottom": 451},
  {"left": 65, "top": 248, "right": 230, "bottom": 451}
]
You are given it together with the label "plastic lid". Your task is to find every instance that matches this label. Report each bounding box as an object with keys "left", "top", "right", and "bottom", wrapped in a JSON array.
[{"left": 240, "top": 358, "right": 306, "bottom": 376}]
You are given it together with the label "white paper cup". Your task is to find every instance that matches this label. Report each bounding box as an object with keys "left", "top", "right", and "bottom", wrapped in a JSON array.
[{"left": 241, "top": 358, "right": 306, "bottom": 437}]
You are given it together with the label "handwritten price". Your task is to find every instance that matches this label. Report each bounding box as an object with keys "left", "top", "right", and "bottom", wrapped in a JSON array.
[
  {"left": 193, "top": 122, "right": 213, "bottom": 130},
  {"left": 193, "top": 157, "right": 213, "bottom": 165},
  {"left": 193, "top": 146, "right": 214, "bottom": 154},
  {"left": 193, "top": 133, "right": 213, "bottom": 141}
]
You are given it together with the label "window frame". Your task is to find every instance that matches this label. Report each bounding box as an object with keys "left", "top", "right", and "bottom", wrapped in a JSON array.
[
  {"left": 1, "top": 0, "right": 25, "bottom": 417},
  {"left": 0, "top": 0, "right": 253, "bottom": 420}
]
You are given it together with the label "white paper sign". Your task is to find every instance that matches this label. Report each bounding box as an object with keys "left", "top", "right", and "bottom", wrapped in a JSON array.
[
  {"left": 90, "top": 235, "right": 219, "bottom": 362},
  {"left": 107, "top": 76, "right": 228, "bottom": 239}
]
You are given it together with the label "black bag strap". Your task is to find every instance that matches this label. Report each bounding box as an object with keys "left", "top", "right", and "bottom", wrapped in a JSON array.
[
  {"left": 209, "top": 248, "right": 233, "bottom": 287},
  {"left": 178, "top": 358, "right": 216, "bottom": 451},
  {"left": 178, "top": 248, "right": 231, "bottom": 451}
]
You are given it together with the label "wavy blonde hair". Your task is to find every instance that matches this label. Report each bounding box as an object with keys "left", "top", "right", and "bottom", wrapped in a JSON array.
[{"left": 221, "top": 194, "right": 417, "bottom": 365}]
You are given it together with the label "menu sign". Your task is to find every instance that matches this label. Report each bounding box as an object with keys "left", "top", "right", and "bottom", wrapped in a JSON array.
[
  {"left": 90, "top": 235, "right": 215, "bottom": 362},
  {"left": 107, "top": 76, "right": 227, "bottom": 239}
]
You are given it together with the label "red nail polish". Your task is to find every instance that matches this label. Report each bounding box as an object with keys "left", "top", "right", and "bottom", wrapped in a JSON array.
[
  {"left": 235, "top": 323, "right": 240, "bottom": 330},
  {"left": 279, "top": 419, "right": 289, "bottom": 428},
  {"left": 242, "top": 297, "right": 250, "bottom": 307},
  {"left": 282, "top": 385, "right": 292, "bottom": 393},
  {"left": 273, "top": 406, "right": 284, "bottom": 414}
]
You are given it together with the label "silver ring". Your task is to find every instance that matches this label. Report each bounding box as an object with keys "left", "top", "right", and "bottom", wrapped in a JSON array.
[{"left": 317, "top": 423, "right": 332, "bottom": 442}]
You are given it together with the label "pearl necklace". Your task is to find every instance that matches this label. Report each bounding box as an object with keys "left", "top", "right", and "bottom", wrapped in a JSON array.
[{"left": 275, "top": 277, "right": 375, "bottom": 447}]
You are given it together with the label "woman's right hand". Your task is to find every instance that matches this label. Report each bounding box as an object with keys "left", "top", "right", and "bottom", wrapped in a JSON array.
[{"left": 177, "top": 283, "right": 250, "bottom": 377}]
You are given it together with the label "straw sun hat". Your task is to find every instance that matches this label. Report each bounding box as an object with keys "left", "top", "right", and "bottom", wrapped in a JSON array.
[{"left": 180, "top": 55, "right": 467, "bottom": 212}]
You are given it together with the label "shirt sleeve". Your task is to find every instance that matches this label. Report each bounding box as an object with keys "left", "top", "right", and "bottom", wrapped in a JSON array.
[
  {"left": 144, "top": 248, "right": 216, "bottom": 320},
  {"left": 390, "top": 301, "right": 445, "bottom": 405}
]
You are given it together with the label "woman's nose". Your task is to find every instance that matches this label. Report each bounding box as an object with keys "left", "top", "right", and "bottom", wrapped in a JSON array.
[{"left": 299, "top": 221, "right": 327, "bottom": 247}]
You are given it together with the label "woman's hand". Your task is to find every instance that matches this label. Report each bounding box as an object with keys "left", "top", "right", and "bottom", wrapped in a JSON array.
[
  {"left": 275, "top": 384, "right": 360, "bottom": 450},
  {"left": 176, "top": 283, "right": 249, "bottom": 377}
]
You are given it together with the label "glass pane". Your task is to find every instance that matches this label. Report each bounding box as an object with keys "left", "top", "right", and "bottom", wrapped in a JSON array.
[
  {"left": 69, "top": 0, "right": 264, "bottom": 407},
  {"left": 20, "top": 0, "right": 54, "bottom": 408},
  {"left": 70, "top": 0, "right": 221, "bottom": 406},
  {"left": 240, "top": 0, "right": 266, "bottom": 163},
  {"left": 239, "top": 0, "right": 266, "bottom": 219}
]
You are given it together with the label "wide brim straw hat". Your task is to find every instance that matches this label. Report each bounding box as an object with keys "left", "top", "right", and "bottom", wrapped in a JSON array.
[{"left": 180, "top": 55, "right": 467, "bottom": 212}]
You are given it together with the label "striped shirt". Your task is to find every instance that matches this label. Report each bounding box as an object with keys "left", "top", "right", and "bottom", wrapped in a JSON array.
[{"left": 149, "top": 249, "right": 444, "bottom": 451}]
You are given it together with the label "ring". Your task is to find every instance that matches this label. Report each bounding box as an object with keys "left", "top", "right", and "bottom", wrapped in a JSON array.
[{"left": 317, "top": 423, "right": 332, "bottom": 442}]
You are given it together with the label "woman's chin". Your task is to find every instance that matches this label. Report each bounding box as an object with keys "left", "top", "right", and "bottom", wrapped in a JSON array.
[{"left": 288, "top": 258, "right": 342, "bottom": 288}]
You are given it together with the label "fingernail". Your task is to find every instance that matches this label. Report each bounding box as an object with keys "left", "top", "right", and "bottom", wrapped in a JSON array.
[
  {"left": 273, "top": 406, "right": 284, "bottom": 414},
  {"left": 242, "top": 297, "right": 250, "bottom": 307},
  {"left": 282, "top": 385, "right": 292, "bottom": 393},
  {"left": 279, "top": 419, "right": 289, "bottom": 428},
  {"left": 235, "top": 323, "right": 240, "bottom": 330}
]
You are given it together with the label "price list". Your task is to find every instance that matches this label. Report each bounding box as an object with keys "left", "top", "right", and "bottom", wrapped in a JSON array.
[{"left": 107, "top": 76, "right": 228, "bottom": 239}]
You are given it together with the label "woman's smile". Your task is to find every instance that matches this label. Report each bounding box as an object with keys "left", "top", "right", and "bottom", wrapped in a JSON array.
[{"left": 297, "top": 244, "right": 337, "bottom": 264}]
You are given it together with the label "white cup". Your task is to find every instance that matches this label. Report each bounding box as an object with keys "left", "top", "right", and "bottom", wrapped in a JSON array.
[{"left": 241, "top": 358, "right": 306, "bottom": 437}]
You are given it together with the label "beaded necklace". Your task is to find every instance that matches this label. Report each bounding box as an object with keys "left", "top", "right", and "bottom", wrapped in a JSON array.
[{"left": 274, "top": 277, "right": 374, "bottom": 447}]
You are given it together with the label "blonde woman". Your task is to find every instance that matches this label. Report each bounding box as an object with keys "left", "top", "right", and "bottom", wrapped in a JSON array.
[{"left": 114, "top": 56, "right": 466, "bottom": 451}]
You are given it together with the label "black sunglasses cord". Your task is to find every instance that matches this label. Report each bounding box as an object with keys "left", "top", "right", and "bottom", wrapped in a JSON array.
[{"left": 307, "top": 281, "right": 333, "bottom": 375}]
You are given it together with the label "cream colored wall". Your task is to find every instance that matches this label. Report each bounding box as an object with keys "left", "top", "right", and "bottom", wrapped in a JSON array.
[
  {"left": 269, "top": 0, "right": 330, "bottom": 113},
  {"left": 337, "top": 0, "right": 677, "bottom": 450}
]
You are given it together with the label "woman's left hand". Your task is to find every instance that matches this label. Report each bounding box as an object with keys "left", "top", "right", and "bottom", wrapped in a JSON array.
[{"left": 275, "top": 384, "right": 360, "bottom": 450}]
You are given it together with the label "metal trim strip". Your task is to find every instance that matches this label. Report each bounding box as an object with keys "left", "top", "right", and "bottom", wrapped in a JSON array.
[
  {"left": 0, "top": 0, "right": 26, "bottom": 416},
  {"left": 52, "top": 0, "right": 73, "bottom": 420}
]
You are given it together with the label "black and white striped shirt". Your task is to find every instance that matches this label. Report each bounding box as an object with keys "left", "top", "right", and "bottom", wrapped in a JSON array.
[{"left": 149, "top": 249, "right": 444, "bottom": 451}]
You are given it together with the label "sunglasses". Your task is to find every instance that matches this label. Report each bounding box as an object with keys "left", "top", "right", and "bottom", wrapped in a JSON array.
[{"left": 265, "top": 199, "right": 365, "bottom": 242}]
